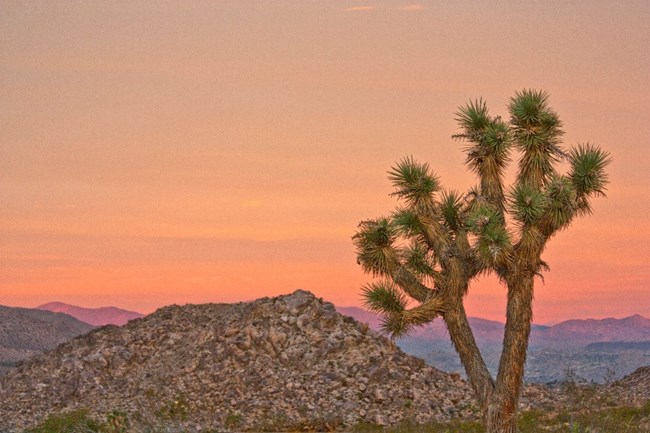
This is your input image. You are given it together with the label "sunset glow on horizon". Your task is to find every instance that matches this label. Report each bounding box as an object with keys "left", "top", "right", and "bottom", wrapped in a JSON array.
[{"left": 1, "top": 1, "right": 648, "bottom": 324}]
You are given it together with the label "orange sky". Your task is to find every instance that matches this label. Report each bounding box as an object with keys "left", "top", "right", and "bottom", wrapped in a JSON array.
[{"left": 1, "top": 1, "right": 648, "bottom": 324}]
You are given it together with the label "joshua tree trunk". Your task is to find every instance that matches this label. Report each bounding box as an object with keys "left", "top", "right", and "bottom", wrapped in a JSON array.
[
  {"left": 354, "top": 90, "right": 611, "bottom": 433},
  {"left": 485, "top": 276, "right": 534, "bottom": 433},
  {"left": 444, "top": 274, "right": 534, "bottom": 433},
  {"left": 444, "top": 304, "right": 494, "bottom": 412}
]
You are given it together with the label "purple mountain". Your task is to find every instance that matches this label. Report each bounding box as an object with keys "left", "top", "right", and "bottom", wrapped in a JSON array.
[
  {"left": 37, "top": 302, "right": 144, "bottom": 327},
  {"left": 336, "top": 306, "right": 650, "bottom": 348}
]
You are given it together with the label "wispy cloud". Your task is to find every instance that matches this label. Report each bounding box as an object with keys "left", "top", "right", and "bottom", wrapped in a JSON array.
[
  {"left": 241, "top": 200, "right": 264, "bottom": 209},
  {"left": 343, "top": 5, "right": 376, "bottom": 12},
  {"left": 399, "top": 4, "right": 426, "bottom": 11}
]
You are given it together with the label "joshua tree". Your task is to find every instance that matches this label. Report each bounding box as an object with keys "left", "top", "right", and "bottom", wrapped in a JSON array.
[{"left": 353, "top": 90, "right": 611, "bottom": 433}]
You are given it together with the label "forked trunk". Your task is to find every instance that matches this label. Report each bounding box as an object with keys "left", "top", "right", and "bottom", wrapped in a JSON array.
[
  {"left": 485, "top": 274, "right": 534, "bottom": 433},
  {"left": 445, "top": 274, "right": 534, "bottom": 433}
]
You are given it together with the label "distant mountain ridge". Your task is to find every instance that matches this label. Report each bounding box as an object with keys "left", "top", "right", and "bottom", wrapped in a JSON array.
[
  {"left": 536, "top": 314, "right": 650, "bottom": 348},
  {"left": 336, "top": 306, "right": 650, "bottom": 348},
  {"left": 10, "top": 300, "right": 646, "bottom": 384},
  {"left": 37, "top": 302, "right": 144, "bottom": 326},
  {"left": 336, "top": 306, "right": 650, "bottom": 383},
  {"left": 0, "top": 305, "right": 94, "bottom": 376}
]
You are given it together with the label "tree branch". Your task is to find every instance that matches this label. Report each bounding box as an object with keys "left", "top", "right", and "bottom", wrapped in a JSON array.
[{"left": 393, "top": 266, "right": 435, "bottom": 303}]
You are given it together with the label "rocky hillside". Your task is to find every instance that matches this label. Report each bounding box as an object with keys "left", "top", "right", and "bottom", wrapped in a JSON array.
[
  {"left": 607, "top": 366, "right": 650, "bottom": 405},
  {"left": 0, "top": 290, "right": 486, "bottom": 431},
  {"left": 0, "top": 306, "right": 94, "bottom": 376},
  {"left": 37, "top": 302, "right": 144, "bottom": 326}
]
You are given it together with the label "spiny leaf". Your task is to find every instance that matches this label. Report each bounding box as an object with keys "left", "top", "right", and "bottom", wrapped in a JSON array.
[
  {"left": 465, "top": 204, "right": 502, "bottom": 235},
  {"left": 541, "top": 175, "right": 578, "bottom": 232},
  {"left": 392, "top": 208, "right": 424, "bottom": 237},
  {"left": 483, "top": 119, "right": 511, "bottom": 157},
  {"left": 475, "top": 222, "right": 511, "bottom": 267},
  {"left": 509, "top": 182, "right": 547, "bottom": 226},
  {"left": 402, "top": 242, "right": 435, "bottom": 277},
  {"left": 568, "top": 143, "right": 612, "bottom": 197},
  {"left": 455, "top": 102, "right": 511, "bottom": 208},
  {"left": 509, "top": 89, "right": 552, "bottom": 127},
  {"left": 392, "top": 207, "right": 448, "bottom": 251},
  {"left": 388, "top": 156, "right": 440, "bottom": 209},
  {"left": 454, "top": 98, "right": 490, "bottom": 141},
  {"left": 361, "top": 280, "right": 407, "bottom": 314},
  {"left": 509, "top": 89, "right": 565, "bottom": 188},
  {"left": 380, "top": 313, "right": 413, "bottom": 338},
  {"left": 439, "top": 190, "right": 464, "bottom": 231},
  {"left": 353, "top": 218, "right": 399, "bottom": 276}
]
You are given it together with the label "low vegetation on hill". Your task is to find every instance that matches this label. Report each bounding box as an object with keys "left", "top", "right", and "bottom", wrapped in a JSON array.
[{"left": 21, "top": 399, "right": 650, "bottom": 433}]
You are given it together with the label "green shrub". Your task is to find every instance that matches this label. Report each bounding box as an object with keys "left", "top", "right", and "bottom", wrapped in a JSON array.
[
  {"left": 223, "top": 412, "right": 242, "bottom": 431},
  {"left": 105, "top": 410, "right": 130, "bottom": 433},
  {"left": 156, "top": 395, "right": 189, "bottom": 421},
  {"left": 26, "top": 409, "right": 102, "bottom": 433}
]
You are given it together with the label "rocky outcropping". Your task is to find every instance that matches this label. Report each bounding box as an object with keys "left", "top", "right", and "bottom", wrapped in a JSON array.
[
  {"left": 607, "top": 366, "right": 650, "bottom": 406},
  {"left": 0, "top": 305, "right": 94, "bottom": 376},
  {"left": 0, "top": 290, "right": 481, "bottom": 431}
]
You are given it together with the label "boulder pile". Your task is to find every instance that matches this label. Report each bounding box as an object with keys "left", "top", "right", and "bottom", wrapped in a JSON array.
[{"left": 0, "top": 290, "right": 480, "bottom": 431}]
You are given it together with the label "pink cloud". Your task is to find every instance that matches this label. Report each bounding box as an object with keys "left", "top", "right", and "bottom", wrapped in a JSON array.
[
  {"left": 343, "top": 6, "right": 376, "bottom": 12},
  {"left": 399, "top": 4, "right": 426, "bottom": 11}
]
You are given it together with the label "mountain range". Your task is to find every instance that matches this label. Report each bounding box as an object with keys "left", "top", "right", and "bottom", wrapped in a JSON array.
[
  {"left": 37, "top": 301, "right": 144, "bottom": 326},
  {"left": 32, "top": 301, "right": 649, "bottom": 347},
  {"left": 337, "top": 307, "right": 650, "bottom": 383},
  {"left": 337, "top": 307, "right": 650, "bottom": 384},
  {"left": 0, "top": 305, "right": 94, "bottom": 375},
  {"left": 336, "top": 307, "right": 650, "bottom": 349},
  {"left": 2, "top": 300, "right": 648, "bottom": 384}
]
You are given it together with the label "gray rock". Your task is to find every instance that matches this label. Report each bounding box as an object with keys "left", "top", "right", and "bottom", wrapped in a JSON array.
[{"left": 0, "top": 290, "right": 481, "bottom": 431}]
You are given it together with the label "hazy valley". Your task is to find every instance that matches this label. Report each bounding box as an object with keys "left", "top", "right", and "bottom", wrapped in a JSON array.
[{"left": 338, "top": 307, "right": 650, "bottom": 384}]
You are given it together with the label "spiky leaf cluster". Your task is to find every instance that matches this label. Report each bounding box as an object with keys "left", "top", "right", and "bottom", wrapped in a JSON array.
[
  {"left": 388, "top": 156, "right": 440, "bottom": 209},
  {"left": 439, "top": 190, "right": 464, "bottom": 231},
  {"left": 361, "top": 280, "right": 407, "bottom": 315},
  {"left": 402, "top": 242, "right": 436, "bottom": 277},
  {"left": 509, "top": 89, "right": 565, "bottom": 188},
  {"left": 353, "top": 218, "right": 399, "bottom": 277},
  {"left": 509, "top": 183, "right": 547, "bottom": 226},
  {"left": 354, "top": 90, "right": 610, "bottom": 339},
  {"left": 454, "top": 99, "right": 512, "bottom": 209},
  {"left": 540, "top": 175, "right": 578, "bottom": 233},
  {"left": 568, "top": 144, "right": 612, "bottom": 215},
  {"left": 466, "top": 204, "right": 511, "bottom": 268}
]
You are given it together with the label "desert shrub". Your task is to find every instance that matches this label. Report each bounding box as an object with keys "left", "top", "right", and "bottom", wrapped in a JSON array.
[
  {"left": 349, "top": 401, "right": 650, "bottom": 432},
  {"left": 155, "top": 395, "right": 189, "bottom": 421},
  {"left": 105, "top": 410, "right": 130, "bottom": 433},
  {"left": 223, "top": 412, "right": 242, "bottom": 431},
  {"left": 26, "top": 409, "right": 101, "bottom": 433},
  {"left": 351, "top": 418, "right": 483, "bottom": 433}
]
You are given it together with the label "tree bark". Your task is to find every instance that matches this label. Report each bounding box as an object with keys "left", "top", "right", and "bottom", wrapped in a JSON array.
[
  {"left": 443, "top": 303, "right": 494, "bottom": 412},
  {"left": 484, "top": 273, "right": 535, "bottom": 433}
]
